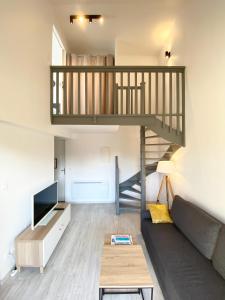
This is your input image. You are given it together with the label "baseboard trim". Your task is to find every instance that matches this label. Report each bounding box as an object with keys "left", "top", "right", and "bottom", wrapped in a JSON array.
[{"left": 69, "top": 199, "right": 115, "bottom": 204}]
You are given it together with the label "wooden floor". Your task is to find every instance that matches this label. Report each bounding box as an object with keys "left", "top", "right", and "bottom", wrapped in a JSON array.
[{"left": 0, "top": 204, "right": 164, "bottom": 300}]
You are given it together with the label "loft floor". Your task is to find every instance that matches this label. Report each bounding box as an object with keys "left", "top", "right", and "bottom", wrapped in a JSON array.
[{"left": 1, "top": 204, "right": 164, "bottom": 300}]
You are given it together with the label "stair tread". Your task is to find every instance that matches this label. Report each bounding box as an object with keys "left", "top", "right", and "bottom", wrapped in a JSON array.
[
  {"left": 145, "top": 143, "right": 172, "bottom": 146},
  {"left": 128, "top": 187, "right": 141, "bottom": 194},
  {"left": 119, "top": 193, "right": 141, "bottom": 201},
  {"left": 145, "top": 151, "right": 173, "bottom": 153},
  {"left": 145, "top": 135, "right": 159, "bottom": 139},
  {"left": 120, "top": 186, "right": 141, "bottom": 194},
  {"left": 120, "top": 201, "right": 141, "bottom": 209}
]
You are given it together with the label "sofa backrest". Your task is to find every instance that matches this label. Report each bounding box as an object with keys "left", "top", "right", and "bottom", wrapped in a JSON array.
[
  {"left": 171, "top": 196, "right": 222, "bottom": 259},
  {"left": 213, "top": 225, "right": 225, "bottom": 280}
]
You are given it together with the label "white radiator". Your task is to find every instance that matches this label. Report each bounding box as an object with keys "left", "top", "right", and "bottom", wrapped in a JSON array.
[{"left": 71, "top": 181, "right": 109, "bottom": 203}]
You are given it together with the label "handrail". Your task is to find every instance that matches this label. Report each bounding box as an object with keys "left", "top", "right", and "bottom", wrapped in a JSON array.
[
  {"left": 51, "top": 65, "right": 185, "bottom": 72},
  {"left": 115, "top": 156, "right": 120, "bottom": 215}
]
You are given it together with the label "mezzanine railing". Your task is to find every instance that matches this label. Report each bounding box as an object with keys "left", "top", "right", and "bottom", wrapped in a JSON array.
[{"left": 50, "top": 66, "right": 185, "bottom": 137}]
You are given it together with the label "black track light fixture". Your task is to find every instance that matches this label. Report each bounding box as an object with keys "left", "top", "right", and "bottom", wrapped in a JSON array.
[{"left": 70, "top": 15, "right": 103, "bottom": 24}]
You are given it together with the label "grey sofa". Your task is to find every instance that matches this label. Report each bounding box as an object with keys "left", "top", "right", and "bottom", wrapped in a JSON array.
[{"left": 141, "top": 195, "right": 225, "bottom": 300}]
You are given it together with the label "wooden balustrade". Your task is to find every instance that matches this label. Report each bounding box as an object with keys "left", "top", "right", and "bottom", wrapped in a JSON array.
[{"left": 50, "top": 66, "right": 185, "bottom": 134}]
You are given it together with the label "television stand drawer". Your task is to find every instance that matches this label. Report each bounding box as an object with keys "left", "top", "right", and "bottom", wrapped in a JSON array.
[{"left": 43, "top": 205, "right": 71, "bottom": 266}]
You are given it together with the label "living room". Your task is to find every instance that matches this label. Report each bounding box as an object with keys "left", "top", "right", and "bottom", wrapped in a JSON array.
[{"left": 0, "top": 0, "right": 225, "bottom": 299}]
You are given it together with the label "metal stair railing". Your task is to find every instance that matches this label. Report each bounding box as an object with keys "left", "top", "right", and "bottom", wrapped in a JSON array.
[{"left": 115, "top": 156, "right": 120, "bottom": 215}]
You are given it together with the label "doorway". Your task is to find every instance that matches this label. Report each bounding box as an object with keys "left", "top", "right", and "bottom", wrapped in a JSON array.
[{"left": 54, "top": 137, "right": 65, "bottom": 202}]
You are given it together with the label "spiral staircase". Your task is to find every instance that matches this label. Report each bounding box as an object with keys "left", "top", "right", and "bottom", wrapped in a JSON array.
[{"left": 115, "top": 124, "right": 183, "bottom": 215}]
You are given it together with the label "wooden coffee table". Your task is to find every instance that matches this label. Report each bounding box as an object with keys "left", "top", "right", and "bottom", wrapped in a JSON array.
[{"left": 99, "top": 241, "right": 154, "bottom": 299}]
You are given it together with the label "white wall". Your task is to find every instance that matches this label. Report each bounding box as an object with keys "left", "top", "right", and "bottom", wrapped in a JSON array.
[
  {"left": 65, "top": 127, "right": 139, "bottom": 203},
  {"left": 166, "top": 0, "right": 225, "bottom": 223},
  {"left": 0, "top": 0, "right": 69, "bottom": 138},
  {"left": 0, "top": 0, "right": 69, "bottom": 281},
  {"left": 65, "top": 126, "right": 160, "bottom": 204},
  {"left": 0, "top": 122, "right": 54, "bottom": 280},
  {"left": 115, "top": 40, "right": 159, "bottom": 65}
]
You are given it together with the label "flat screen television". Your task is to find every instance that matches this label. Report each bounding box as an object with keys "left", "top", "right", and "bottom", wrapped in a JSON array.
[{"left": 32, "top": 182, "right": 58, "bottom": 230}]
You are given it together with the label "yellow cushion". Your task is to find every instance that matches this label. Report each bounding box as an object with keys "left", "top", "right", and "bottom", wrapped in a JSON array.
[{"left": 147, "top": 203, "right": 173, "bottom": 224}]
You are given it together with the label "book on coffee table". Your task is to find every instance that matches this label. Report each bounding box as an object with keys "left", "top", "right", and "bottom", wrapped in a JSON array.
[{"left": 111, "top": 234, "right": 133, "bottom": 245}]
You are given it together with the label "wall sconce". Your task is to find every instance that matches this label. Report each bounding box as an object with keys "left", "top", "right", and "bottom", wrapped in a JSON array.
[
  {"left": 70, "top": 15, "right": 103, "bottom": 24},
  {"left": 165, "top": 51, "right": 171, "bottom": 58}
]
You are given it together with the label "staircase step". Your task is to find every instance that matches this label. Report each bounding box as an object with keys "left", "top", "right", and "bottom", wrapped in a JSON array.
[
  {"left": 145, "top": 151, "right": 173, "bottom": 153},
  {"left": 145, "top": 143, "right": 172, "bottom": 146},
  {"left": 120, "top": 201, "right": 141, "bottom": 209},
  {"left": 145, "top": 158, "right": 161, "bottom": 160},
  {"left": 145, "top": 135, "right": 159, "bottom": 139},
  {"left": 125, "top": 186, "right": 141, "bottom": 194},
  {"left": 119, "top": 193, "right": 141, "bottom": 201}
]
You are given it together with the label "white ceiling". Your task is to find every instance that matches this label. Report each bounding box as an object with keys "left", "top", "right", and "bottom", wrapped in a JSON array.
[
  {"left": 54, "top": 125, "right": 119, "bottom": 135},
  {"left": 51, "top": 0, "right": 183, "bottom": 55}
]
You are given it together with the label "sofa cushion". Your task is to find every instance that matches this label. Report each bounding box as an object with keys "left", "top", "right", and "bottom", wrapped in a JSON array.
[
  {"left": 213, "top": 225, "right": 225, "bottom": 280},
  {"left": 171, "top": 196, "right": 222, "bottom": 259},
  {"left": 147, "top": 203, "right": 173, "bottom": 223},
  {"left": 142, "top": 219, "right": 225, "bottom": 300}
]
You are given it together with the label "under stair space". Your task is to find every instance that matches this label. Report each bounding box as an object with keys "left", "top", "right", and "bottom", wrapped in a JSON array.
[{"left": 115, "top": 126, "right": 182, "bottom": 215}]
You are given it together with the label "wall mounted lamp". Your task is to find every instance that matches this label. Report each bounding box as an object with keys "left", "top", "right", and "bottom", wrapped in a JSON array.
[
  {"left": 70, "top": 15, "right": 103, "bottom": 24},
  {"left": 165, "top": 51, "right": 171, "bottom": 58}
]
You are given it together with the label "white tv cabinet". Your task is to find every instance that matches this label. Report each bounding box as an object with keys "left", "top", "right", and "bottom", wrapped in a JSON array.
[{"left": 16, "top": 203, "right": 71, "bottom": 273}]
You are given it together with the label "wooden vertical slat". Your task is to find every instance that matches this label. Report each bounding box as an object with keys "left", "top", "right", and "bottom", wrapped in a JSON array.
[
  {"left": 140, "top": 126, "right": 146, "bottom": 210},
  {"left": 142, "top": 72, "right": 145, "bottom": 114},
  {"left": 182, "top": 71, "right": 185, "bottom": 144},
  {"left": 155, "top": 72, "right": 158, "bottom": 114},
  {"left": 126, "top": 72, "right": 130, "bottom": 114},
  {"left": 92, "top": 72, "right": 95, "bottom": 114},
  {"left": 85, "top": 72, "right": 88, "bottom": 114},
  {"left": 169, "top": 72, "right": 172, "bottom": 131},
  {"left": 50, "top": 70, "right": 53, "bottom": 120},
  {"left": 56, "top": 72, "right": 59, "bottom": 115},
  {"left": 78, "top": 72, "right": 81, "bottom": 114},
  {"left": 162, "top": 72, "right": 165, "bottom": 127},
  {"left": 148, "top": 72, "right": 151, "bottom": 114},
  {"left": 70, "top": 72, "right": 73, "bottom": 115},
  {"left": 105, "top": 71, "right": 109, "bottom": 114},
  {"left": 120, "top": 72, "right": 123, "bottom": 115},
  {"left": 131, "top": 89, "right": 133, "bottom": 114},
  {"left": 135, "top": 72, "right": 138, "bottom": 114},
  {"left": 176, "top": 72, "right": 180, "bottom": 134},
  {"left": 63, "top": 72, "right": 67, "bottom": 115},
  {"left": 112, "top": 72, "right": 115, "bottom": 114},
  {"left": 141, "top": 81, "right": 145, "bottom": 115},
  {"left": 114, "top": 83, "right": 119, "bottom": 114},
  {"left": 99, "top": 72, "right": 102, "bottom": 114}
]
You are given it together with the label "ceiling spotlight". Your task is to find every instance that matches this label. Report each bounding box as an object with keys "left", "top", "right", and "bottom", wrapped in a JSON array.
[
  {"left": 70, "top": 15, "right": 103, "bottom": 24},
  {"left": 78, "top": 15, "right": 85, "bottom": 23},
  {"left": 165, "top": 51, "right": 171, "bottom": 58}
]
